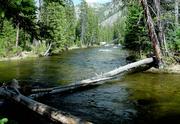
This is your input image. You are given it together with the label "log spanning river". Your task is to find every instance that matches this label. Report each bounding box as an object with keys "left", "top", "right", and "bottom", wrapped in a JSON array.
[{"left": 0, "top": 47, "right": 180, "bottom": 124}]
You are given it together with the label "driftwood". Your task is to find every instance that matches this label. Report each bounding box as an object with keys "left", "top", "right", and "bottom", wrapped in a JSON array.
[
  {"left": 0, "top": 86, "right": 92, "bottom": 124},
  {"left": 44, "top": 43, "right": 52, "bottom": 56},
  {"left": 30, "top": 57, "right": 154, "bottom": 98}
]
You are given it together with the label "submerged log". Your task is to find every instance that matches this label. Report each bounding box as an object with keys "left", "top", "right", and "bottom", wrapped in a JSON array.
[
  {"left": 0, "top": 86, "right": 92, "bottom": 124},
  {"left": 30, "top": 57, "right": 154, "bottom": 98}
]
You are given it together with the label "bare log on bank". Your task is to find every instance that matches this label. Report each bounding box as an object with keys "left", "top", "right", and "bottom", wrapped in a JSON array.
[
  {"left": 30, "top": 57, "right": 154, "bottom": 98},
  {"left": 0, "top": 87, "right": 92, "bottom": 124},
  {"left": 44, "top": 43, "right": 52, "bottom": 56}
]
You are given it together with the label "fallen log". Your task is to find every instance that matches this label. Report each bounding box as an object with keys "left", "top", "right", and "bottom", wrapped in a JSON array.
[
  {"left": 30, "top": 57, "right": 155, "bottom": 98},
  {"left": 0, "top": 86, "right": 92, "bottom": 124}
]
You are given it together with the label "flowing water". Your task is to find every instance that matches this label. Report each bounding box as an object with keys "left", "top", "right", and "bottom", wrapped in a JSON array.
[{"left": 0, "top": 47, "right": 180, "bottom": 124}]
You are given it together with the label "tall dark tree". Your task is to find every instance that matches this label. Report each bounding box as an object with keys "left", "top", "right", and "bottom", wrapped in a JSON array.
[
  {"left": 141, "top": 0, "right": 163, "bottom": 67},
  {"left": 153, "top": 0, "right": 168, "bottom": 56}
]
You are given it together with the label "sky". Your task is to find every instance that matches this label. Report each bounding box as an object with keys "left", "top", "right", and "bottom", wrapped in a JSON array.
[{"left": 72, "top": 0, "right": 111, "bottom": 5}]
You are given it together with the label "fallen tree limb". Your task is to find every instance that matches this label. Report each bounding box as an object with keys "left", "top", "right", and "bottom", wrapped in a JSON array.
[
  {"left": 44, "top": 43, "right": 52, "bottom": 56},
  {"left": 0, "top": 87, "right": 92, "bottom": 124},
  {"left": 30, "top": 57, "right": 154, "bottom": 98}
]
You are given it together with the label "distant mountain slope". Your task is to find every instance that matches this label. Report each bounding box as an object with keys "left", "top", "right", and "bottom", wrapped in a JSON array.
[
  {"left": 99, "top": 0, "right": 125, "bottom": 27},
  {"left": 74, "top": 0, "right": 125, "bottom": 27},
  {"left": 100, "top": 11, "right": 122, "bottom": 27}
]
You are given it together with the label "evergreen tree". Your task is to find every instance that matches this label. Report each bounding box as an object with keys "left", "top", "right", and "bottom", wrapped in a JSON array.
[
  {"left": 41, "top": 0, "right": 76, "bottom": 54},
  {"left": 86, "top": 7, "right": 99, "bottom": 46},
  {"left": 0, "top": 0, "right": 38, "bottom": 38},
  {"left": 0, "top": 20, "right": 17, "bottom": 56},
  {"left": 77, "top": 0, "right": 99, "bottom": 46},
  {"left": 79, "top": 0, "right": 88, "bottom": 46},
  {"left": 124, "top": 1, "right": 151, "bottom": 56},
  {"left": 64, "top": 0, "right": 76, "bottom": 47}
]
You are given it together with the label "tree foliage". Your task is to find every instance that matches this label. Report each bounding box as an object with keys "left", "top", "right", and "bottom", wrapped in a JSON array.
[
  {"left": 124, "top": 1, "right": 151, "bottom": 55},
  {"left": 0, "top": 0, "right": 179, "bottom": 59},
  {"left": 0, "top": 0, "right": 38, "bottom": 38},
  {"left": 76, "top": 0, "right": 99, "bottom": 47},
  {"left": 41, "top": 0, "right": 76, "bottom": 54}
]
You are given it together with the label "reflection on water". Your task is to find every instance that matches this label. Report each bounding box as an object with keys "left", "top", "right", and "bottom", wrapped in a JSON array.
[{"left": 0, "top": 47, "right": 180, "bottom": 124}]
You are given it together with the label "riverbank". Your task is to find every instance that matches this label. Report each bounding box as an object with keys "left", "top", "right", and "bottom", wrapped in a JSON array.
[
  {"left": 146, "top": 64, "right": 180, "bottom": 74},
  {"left": 0, "top": 51, "right": 38, "bottom": 61},
  {"left": 68, "top": 44, "right": 99, "bottom": 50},
  {"left": 0, "top": 45, "right": 99, "bottom": 62},
  {"left": 0, "top": 48, "right": 179, "bottom": 74}
]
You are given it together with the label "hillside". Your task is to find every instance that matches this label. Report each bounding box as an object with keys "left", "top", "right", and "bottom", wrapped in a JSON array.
[
  {"left": 99, "top": 0, "right": 125, "bottom": 27},
  {"left": 75, "top": 0, "right": 125, "bottom": 27}
]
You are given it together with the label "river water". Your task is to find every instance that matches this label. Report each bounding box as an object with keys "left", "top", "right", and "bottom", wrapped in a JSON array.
[{"left": 0, "top": 47, "right": 180, "bottom": 124}]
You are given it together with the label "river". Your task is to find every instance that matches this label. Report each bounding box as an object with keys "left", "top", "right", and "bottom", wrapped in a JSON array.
[{"left": 0, "top": 47, "right": 180, "bottom": 124}]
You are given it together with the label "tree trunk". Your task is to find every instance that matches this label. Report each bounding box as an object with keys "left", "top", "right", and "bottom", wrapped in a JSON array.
[
  {"left": 0, "top": 87, "right": 92, "bottom": 124},
  {"left": 38, "top": 0, "right": 42, "bottom": 21},
  {"left": 0, "top": 18, "right": 4, "bottom": 32},
  {"left": 30, "top": 57, "right": 154, "bottom": 98},
  {"left": 175, "top": 0, "right": 179, "bottom": 26},
  {"left": 141, "top": 0, "right": 163, "bottom": 67},
  {"left": 33, "top": 38, "right": 40, "bottom": 47},
  {"left": 80, "top": 17, "right": 85, "bottom": 47},
  {"left": 163, "top": 32, "right": 169, "bottom": 56},
  {"left": 153, "top": 0, "right": 168, "bottom": 56},
  {"left": 16, "top": 23, "right": 20, "bottom": 47}
]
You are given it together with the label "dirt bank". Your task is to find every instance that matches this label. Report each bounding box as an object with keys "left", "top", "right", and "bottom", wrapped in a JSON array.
[
  {"left": 146, "top": 64, "right": 180, "bottom": 74},
  {"left": 0, "top": 51, "right": 38, "bottom": 61}
]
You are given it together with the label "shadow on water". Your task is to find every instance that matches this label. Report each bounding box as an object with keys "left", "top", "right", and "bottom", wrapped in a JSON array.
[
  {"left": 42, "top": 81, "right": 137, "bottom": 124},
  {"left": 124, "top": 73, "right": 180, "bottom": 124},
  {"left": 0, "top": 100, "right": 54, "bottom": 124},
  {"left": 0, "top": 47, "right": 180, "bottom": 124}
]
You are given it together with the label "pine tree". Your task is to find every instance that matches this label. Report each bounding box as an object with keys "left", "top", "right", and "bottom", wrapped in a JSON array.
[
  {"left": 79, "top": 0, "right": 88, "bottom": 46},
  {"left": 86, "top": 7, "right": 99, "bottom": 46},
  {"left": 0, "top": 0, "right": 38, "bottom": 38},
  {"left": 78, "top": 0, "right": 99, "bottom": 46},
  {"left": 41, "top": 0, "right": 76, "bottom": 54},
  {"left": 64, "top": 0, "right": 76, "bottom": 47},
  {"left": 0, "top": 20, "right": 16, "bottom": 56},
  {"left": 124, "top": 1, "right": 151, "bottom": 55}
]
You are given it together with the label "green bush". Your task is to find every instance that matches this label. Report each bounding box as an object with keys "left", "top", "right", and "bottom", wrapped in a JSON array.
[
  {"left": 0, "top": 118, "right": 8, "bottom": 124},
  {"left": 175, "top": 28, "right": 180, "bottom": 51},
  {"left": 31, "top": 42, "right": 47, "bottom": 55}
]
